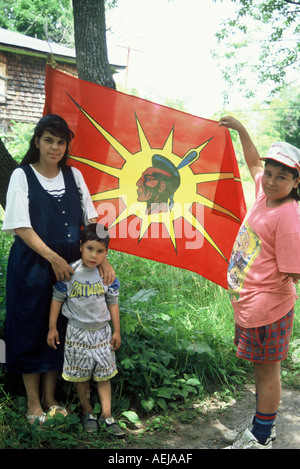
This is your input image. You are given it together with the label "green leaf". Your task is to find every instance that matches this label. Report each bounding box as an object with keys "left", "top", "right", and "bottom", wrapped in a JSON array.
[
  {"left": 92, "top": 402, "right": 102, "bottom": 414},
  {"left": 155, "top": 387, "right": 173, "bottom": 399},
  {"left": 65, "top": 414, "right": 81, "bottom": 425},
  {"left": 141, "top": 397, "right": 155, "bottom": 412},
  {"left": 129, "top": 289, "right": 158, "bottom": 303},
  {"left": 186, "top": 378, "right": 201, "bottom": 386},
  {"left": 53, "top": 412, "right": 66, "bottom": 423},
  {"left": 121, "top": 357, "right": 136, "bottom": 370},
  {"left": 186, "top": 342, "right": 215, "bottom": 357},
  {"left": 121, "top": 411, "right": 140, "bottom": 424},
  {"left": 157, "top": 398, "right": 167, "bottom": 412}
]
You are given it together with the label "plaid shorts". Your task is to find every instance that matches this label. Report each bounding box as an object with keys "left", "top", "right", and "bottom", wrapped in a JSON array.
[
  {"left": 62, "top": 323, "right": 118, "bottom": 382},
  {"left": 234, "top": 309, "right": 294, "bottom": 363}
]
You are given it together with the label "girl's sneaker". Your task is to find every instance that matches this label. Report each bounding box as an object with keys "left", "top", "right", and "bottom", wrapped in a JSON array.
[
  {"left": 223, "top": 415, "right": 276, "bottom": 443},
  {"left": 224, "top": 428, "right": 272, "bottom": 449},
  {"left": 98, "top": 415, "right": 126, "bottom": 438}
]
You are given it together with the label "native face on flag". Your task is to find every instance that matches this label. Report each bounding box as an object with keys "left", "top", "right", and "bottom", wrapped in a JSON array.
[
  {"left": 44, "top": 66, "right": 247, "bottom": 288},
  {"left": 136, "top": 154, "right": 180, "bottom": 214}
]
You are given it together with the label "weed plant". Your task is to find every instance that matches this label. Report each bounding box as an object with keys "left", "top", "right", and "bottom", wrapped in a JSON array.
[
  {"left": 110, "top": 251, "right": 251, "bottom": 414},
  {"left": 1, "top": 218, "right": 300, "bottom": 448},
  {"left": 0, "top": 228, "right": 251, "bottom": 448}
]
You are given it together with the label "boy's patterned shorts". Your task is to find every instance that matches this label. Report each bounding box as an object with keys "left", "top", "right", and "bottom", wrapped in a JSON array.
[
  {"left": 62, "top": 323, "right": 118, "bottom": 382},
  {"left": 234, "top": 309, "right": 294, "bottom": 363}
]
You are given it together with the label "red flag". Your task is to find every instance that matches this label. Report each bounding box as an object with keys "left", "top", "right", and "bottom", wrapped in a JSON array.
[{"left": 44, "top": 66, "right": 246, "bottom": 288}]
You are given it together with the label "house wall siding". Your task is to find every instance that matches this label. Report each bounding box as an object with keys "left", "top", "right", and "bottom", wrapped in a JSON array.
[{"left": 0, "top": 50, "right": 77, "bottom": 132}]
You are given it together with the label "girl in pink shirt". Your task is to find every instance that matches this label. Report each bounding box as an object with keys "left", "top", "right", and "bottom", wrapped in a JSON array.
[{"left": 219, "top": 116, "right": 300, "bottom": 449}]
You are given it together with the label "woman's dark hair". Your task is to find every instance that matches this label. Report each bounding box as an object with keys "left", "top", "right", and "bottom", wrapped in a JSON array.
[
  {"left": 265, "top": 158, "right": 300, "bottom": 201},
  {"left": 20, "top": 115, "right": 74, "bottom": 167},
  {"left": 80, "top": 223, "right": 110, "bottom": 250}
]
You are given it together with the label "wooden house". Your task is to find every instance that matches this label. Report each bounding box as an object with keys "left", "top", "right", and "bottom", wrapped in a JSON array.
[{"left": 0, "top": 28, "right": 125, "bottom": 133}]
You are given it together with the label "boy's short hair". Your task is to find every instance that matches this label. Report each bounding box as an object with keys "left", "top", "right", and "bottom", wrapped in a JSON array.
[{"left": 81, "top": 223, "right": 110, "bottom": 249}]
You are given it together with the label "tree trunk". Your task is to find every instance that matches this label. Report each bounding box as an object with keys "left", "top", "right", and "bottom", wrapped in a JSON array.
[
  {"left": 0, "top": 138, "right": 17, "bottom": 210},
  {"left": 72, "top": 0, "right": 116, "bottom": 89}
]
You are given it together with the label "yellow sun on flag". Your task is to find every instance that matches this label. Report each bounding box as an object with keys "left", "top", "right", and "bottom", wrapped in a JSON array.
[{"left": 69, "top": 99, "right": 241, "bottom": 260}]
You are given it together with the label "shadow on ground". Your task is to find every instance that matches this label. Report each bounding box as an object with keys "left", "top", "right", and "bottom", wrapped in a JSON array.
[{"left": 126, "top": 384, "right": 300, "bottom": 450}]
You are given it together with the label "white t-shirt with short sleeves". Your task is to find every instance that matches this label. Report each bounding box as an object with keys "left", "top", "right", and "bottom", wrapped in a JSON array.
[{"left": 2, "top": 165, "right": 98, "bottom": 234}]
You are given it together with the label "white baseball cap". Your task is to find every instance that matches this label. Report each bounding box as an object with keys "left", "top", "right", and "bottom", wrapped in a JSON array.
[{"left": 261, "top": 142, "right": 300, "bottom": 173}]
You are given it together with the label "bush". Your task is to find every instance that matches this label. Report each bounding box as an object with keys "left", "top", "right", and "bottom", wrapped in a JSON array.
[{"left": 108, "top": 251, "right": 251, "bottom": 414}]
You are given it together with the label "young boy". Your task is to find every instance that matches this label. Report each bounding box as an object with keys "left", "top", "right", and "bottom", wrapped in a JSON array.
[
  {"left": 219, "top": 116, "right": 300, "bottom": 449},
  {"left": 47, "top": 223, "right": 125, "bottom": 437}
]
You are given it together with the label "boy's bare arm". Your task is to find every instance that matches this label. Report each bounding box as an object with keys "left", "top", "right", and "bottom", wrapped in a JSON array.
[
  {"left": 219, "top": 116, "right": 263, "bottom": 181},
  {"left": 47, "top": 299, "right": 63, "bottom": 349},
  {"left": 108, "top": 304, "right": 121, "bottom": 351}
]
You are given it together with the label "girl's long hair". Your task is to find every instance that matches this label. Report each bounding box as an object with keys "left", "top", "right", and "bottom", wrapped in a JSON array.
[{"left": 20, "top": 115, "right": 74, "bottom": 167}]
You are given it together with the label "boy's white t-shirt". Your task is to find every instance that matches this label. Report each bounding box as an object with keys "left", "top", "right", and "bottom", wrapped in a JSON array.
[
  {"left": 228, "top": 172, "right": 300, "bottom": 328},
  {"left": 2, "top": 165, "right": 98, "bottom": 234}
]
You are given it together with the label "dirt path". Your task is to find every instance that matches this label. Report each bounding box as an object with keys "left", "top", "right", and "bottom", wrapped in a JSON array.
[{"left": 127, "top": 384, "right": 300, "bottom": 450}]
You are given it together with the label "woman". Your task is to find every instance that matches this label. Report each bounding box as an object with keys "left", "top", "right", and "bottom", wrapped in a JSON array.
[{"left": 2, "top": 115, "right": 113, "bottom": 423}]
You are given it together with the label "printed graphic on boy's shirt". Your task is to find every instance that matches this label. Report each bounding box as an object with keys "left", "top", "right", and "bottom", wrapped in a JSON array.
[
  {"left": 69, "top": 280, "right": 105, "bottom": 298},
  {"left": 227, "top": 221, "right": 261, "bottom": 301}
]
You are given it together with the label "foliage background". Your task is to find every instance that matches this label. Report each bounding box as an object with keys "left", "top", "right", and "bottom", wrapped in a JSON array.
[{"left": 0, "top": 118, "right": 300, "bottom": 449}]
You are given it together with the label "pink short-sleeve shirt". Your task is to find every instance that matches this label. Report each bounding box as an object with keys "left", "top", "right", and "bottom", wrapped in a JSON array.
[{"left": 228, "top": 172, "right": 300, "bottom": 328}]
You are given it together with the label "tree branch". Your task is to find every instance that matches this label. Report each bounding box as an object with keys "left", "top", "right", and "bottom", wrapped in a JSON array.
[{"left": 283, "top": 0, "right": 300, "bottom": 5}]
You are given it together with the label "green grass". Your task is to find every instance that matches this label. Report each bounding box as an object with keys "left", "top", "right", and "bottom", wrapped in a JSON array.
[
  {"left": 1, "top": 243, "right": 299, "bottom": 448},
  {"left": 1, "top": 122, "right": 299, "bottom": 448},
  {"left": 0, "top": 183, "right": 300, "bottom": 448}
]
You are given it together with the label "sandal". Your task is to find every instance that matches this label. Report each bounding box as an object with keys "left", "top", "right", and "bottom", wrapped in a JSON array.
[
  {"left": 26, "top": 412, "right": 47, "bottom": 425},
  {"left": 82, "top": 413, "right": 98, "bottom": 433},
  {"left": 45, "top": 405, "right": 68, "bottom": 417},
  {"left": 98, "top": 415, "right": 126, "bottom": 439}
]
